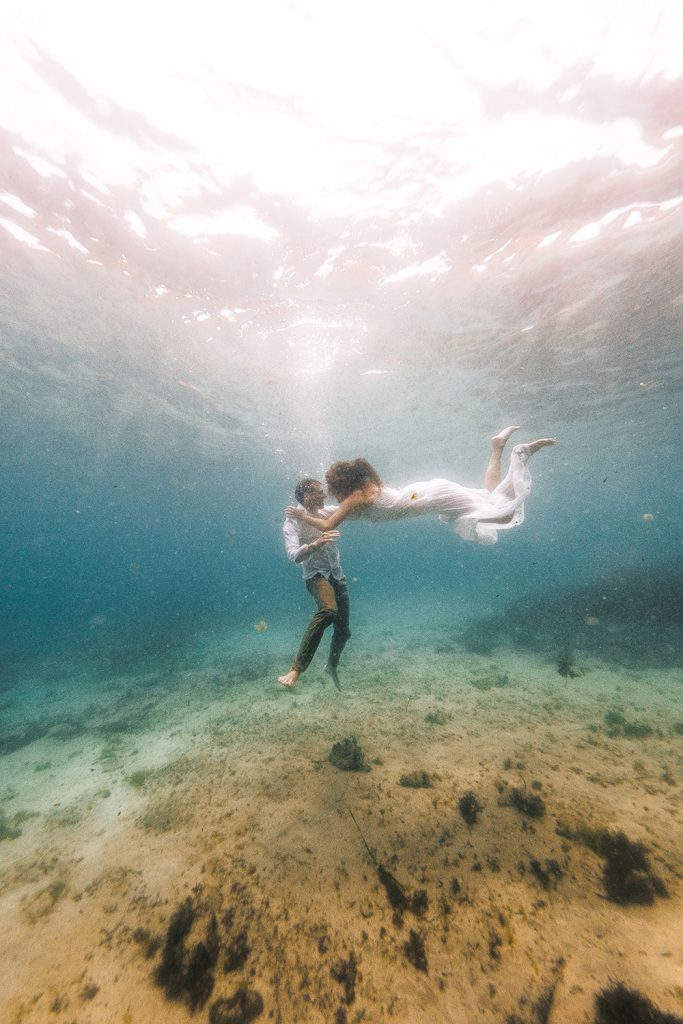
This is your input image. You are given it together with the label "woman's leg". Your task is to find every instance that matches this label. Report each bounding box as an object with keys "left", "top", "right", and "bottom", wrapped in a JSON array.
[
  {"left": 519, "top": 438, "right": 556, "bottom": 455},
  {"left": 481, "top": 437, "right": 557, "bottom": 521},
  {"left": 484, "top": 425, "right": 521, "bottom": 491}
]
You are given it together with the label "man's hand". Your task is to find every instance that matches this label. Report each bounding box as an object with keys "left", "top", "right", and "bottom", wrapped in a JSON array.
[{"left": 311, "top": 530, "right": 340, "bottom": 549}]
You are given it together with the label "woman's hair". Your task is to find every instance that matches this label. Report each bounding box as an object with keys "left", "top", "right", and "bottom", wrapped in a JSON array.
[{"left": 325, "top": 458, "right": 382, "bottom": 500}]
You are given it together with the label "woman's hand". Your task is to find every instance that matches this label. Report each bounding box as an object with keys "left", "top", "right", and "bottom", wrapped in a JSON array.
[{"left": 285, "top": 505, "right": 306, "bottom": 520}]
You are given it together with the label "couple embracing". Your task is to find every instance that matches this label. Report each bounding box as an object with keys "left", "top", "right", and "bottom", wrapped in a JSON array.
[{"left": 279, "top": 427, "right": 555, "bottom": 689}]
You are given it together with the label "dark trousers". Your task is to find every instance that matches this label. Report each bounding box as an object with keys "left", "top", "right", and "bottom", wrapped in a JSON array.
[{"left": 291, "top": 575, "right": 351, "bottom": 673}]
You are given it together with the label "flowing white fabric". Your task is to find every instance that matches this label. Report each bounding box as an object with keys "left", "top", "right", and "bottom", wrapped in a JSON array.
[{"left": 357, "top": 444, "right": 533, "bottom": 546}]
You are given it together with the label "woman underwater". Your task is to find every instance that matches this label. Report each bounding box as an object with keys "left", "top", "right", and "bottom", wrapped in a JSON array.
[{"left": 285, "top": 427, "right": 556, "bottom": 546}]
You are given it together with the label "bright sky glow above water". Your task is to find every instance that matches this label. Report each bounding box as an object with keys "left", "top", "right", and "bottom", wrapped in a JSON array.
[
  {"left": 3, "top": 1, "right": 681, "bottom": 215},
  {"left": 1, "top": 0, "right": 682, "bottom": 471}
]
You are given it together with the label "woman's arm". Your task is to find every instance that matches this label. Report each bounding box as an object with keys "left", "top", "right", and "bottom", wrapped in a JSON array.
[{"left": 286, "top": 491, "right": 369, "bottom": 530}]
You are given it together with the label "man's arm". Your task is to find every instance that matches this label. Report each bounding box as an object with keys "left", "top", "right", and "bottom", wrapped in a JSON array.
[
  {"left": 283, "top": 518, "right": 340, "bottom": 564},
  {"left": 283, "top": 517, "right": 308, "bottom": 563}
]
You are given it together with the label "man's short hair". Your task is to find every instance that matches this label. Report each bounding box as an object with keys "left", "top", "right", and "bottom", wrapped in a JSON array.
[{"left": 294, "top": 478, "right": 322, "bottom": 504}]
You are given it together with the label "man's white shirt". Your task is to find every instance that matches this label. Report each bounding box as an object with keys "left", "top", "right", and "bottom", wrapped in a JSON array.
[{"left": 283, "top": 506, "right": 344, "bottom": 580}]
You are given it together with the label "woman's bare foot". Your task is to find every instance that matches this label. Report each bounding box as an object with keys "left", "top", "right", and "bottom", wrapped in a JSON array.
[
  {"left": 522, "top": 438, "right": 556, "bottom": 455},
  {"left": 278, "top": 669, "right": 299, "bottom": 688},
  {"left": 491, "top": 425, "right": 521, "bottom": 449}
]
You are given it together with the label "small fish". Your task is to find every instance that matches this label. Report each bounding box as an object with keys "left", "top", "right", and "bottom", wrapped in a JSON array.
[
  {"left": 642, "top": 513, "right": 654, "bottom": 521},
  {"left": 254, "top": 620, "right": 268, "bottom": 632},
  {"left": 585, "top": 616, "right": 600, "bottom": 626},
  {"left": 410, "top": 492, "right": 418, "bottom": 500}
]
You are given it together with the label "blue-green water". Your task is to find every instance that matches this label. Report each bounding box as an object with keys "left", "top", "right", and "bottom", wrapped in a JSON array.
[{"left": 2, "top": 406, "right": 680, "bottom": 685}]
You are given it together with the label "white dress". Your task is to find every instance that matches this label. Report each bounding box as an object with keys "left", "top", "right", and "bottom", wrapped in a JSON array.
[{"left": 356, "top": 444, "right": 533, "bottom": 546}]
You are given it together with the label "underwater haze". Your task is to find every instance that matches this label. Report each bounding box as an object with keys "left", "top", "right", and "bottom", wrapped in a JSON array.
[{"left": 1, "top": 4, "right": 682, "bottom": 1024}]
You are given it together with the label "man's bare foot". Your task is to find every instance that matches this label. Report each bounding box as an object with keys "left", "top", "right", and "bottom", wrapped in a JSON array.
[
  {"left": 325, "top": 663, "right": 342, "bottom": 691},
  {"left": 278, "top": 670, "right": 299, "bottom": 688},
  {"left": 491, "top": 425, "right": 521, "bottom": 449}
]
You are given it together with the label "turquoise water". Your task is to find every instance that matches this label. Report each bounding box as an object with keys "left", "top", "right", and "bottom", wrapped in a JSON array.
[{"left": 2, "top": 395, "right": 680, "bottom": 686}]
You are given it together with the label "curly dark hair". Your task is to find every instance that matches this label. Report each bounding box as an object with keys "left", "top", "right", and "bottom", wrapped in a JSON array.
[
  {"left": 294, "top": 478, "right": 323, "bottom": 504},
  {"left": 325, "top": 459, "right": 382, "bottom": 500}
]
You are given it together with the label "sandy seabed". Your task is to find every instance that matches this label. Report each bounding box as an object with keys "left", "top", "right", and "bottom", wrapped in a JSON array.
[{"left": 1, "top": 617, "right": 682, "bottom": 1024}]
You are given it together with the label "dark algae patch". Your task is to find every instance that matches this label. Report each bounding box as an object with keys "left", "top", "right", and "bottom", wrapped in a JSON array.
[
  {"left": 328, "top": 736, "right": 370, "bottom": 772},
  {"left": 377, "top": 864, "right": 429, "bottom": 924},
  {"left": 399, "top": 770, "right": 432, "bottom": 788},
  {"left": 148, "top": 884, "right": 268, "bottom": 1019},
  {"left": 558, "top": 824, "right": 667, "bottom": 905},
  {"left": 603, "top": 710, "right": 654, "bottom": 739},
  {"left": 469, "top": 670, "right": 510, "bottom": 691},
  {"left": 0, "top": 812, "right": 23, "bottom": 841},
  {"left": 595, "top": 983, "right": 683, "bottom": 1024},
  {"left": 600, "top": 832, "right": 667, "bottom": 905},
  {"left": 458, "top": 790, "right": 483, "bottom": 825},
  {"left": 154, "top": 897, "right": 219, "bottom": 1010},
  {"left": 557, "top": 651, "right": 583, "bottom": 678},
  {"left": 330, "top": 952, "right": 357, "bottom": 1005},
  {"left": 505, "top": 787, "right": 546, "bottom": 818},
  {"left": 377, "top": 864, "right": 410, "bottom": 920},
  {"left": 425, "top": 709, "right": 451, "bottom": 724},
  {"left": 529, "top": 859, "right": 563, "bottom": 890},
  {"left": 209, "top": 988, "right": 264, "bottom": 1023},
  {"left": 404, "top": 929, "right": 428, "bottom": 972},
  {"left": 623, "top": 722, "right": 654, "bottom": 738},
  {"left": 604, "top": 709, "right": 627, "bottom": 730},
  {"left": 348, "top": 809, "right": 429, "bottom": 924},
  {"left": 410, "top": 888, "right": 429, "bottom": 916},
  {"left": 126, "top": 768, "right": 157, "bottom": 789}
]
